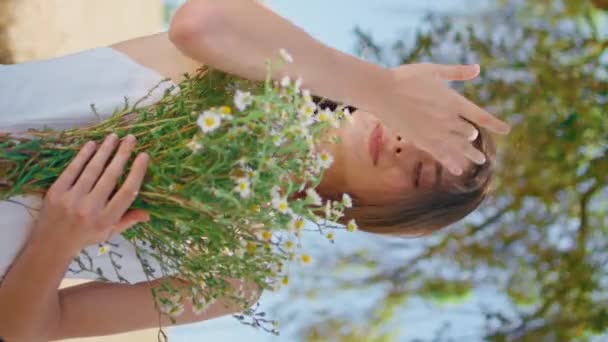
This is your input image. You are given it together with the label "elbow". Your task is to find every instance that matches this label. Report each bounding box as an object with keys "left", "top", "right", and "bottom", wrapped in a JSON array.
[{"left": 168, "top": 0, "right": 227, "bottom": 58}]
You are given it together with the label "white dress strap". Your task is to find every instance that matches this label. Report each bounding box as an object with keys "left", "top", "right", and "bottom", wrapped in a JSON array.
[{"left": 0, "top": 46, "right": 176, "bottom": 284}]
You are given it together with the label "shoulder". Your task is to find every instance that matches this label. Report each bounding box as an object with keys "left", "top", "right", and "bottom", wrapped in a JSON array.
[{"left": 110, "top": 32, "right": 202, "bottom": 83}]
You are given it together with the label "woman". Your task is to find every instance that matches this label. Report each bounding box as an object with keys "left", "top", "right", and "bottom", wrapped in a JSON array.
[{"left": 0, "top": 0, "right": 509, "bottom": 340}]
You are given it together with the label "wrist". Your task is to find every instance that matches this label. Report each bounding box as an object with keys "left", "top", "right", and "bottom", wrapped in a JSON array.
[
  {"left": 29, "top": 228, "right": 82, "bottom": 261},
  {"left": 352, "top": 63, "right": 394, "bottom": 113},
  {"left": 329, "top": 54, "right": 394, "bottom": 114}
]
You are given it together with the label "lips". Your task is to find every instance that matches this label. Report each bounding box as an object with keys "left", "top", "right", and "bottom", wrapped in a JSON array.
[{"left": 369, "top": 123, "right": 384, "bottom": 166}]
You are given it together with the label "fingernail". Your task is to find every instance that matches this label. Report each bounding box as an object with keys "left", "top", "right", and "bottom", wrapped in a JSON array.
[
  {"left": 469, "top": 129, "right": 479, "bottom": 141},
  {"left": 86, "top": 141, "right": 96, "bottom": 149},
  {"left": 450, "top": 166, "right": 463, "bottom": 176},
  {"left": 125, "top": 134, "right": 136, "bottom": 144},
  {"left": 108, "top": 133, "right": 119, "bottom": 142}
]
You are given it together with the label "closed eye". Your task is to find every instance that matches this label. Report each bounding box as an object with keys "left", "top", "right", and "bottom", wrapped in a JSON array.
[{"left": 413, "top": 161, "right": 423, "bottom": 188}]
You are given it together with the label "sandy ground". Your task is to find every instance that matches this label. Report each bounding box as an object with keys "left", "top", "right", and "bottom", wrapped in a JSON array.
[{"left": 58, "top": 280, "right": 158, "bottom": 342}]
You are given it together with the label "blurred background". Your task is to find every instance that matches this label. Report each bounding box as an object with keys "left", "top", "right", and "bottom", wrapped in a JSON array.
[{"left": 2, "top": 0, "right": 607, "bottom": 341}]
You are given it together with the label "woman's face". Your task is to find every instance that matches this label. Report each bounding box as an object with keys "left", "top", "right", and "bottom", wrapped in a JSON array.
[{"left": 318, "top": 110, "right": 465, "bottom": 204}]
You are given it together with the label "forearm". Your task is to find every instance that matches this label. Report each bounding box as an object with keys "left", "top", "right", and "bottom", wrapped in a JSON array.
[
  {"left": 0, "top": 232, "right": 76, "bottom": 341},
  {"left": 169, "top": 0, "right": 390, "bottom": 110},
  {"left": 52, "top": 277, "right": 260, "bottom": 340}
]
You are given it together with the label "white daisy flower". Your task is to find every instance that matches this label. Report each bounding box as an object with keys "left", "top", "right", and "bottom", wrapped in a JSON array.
[
  {"left": 317, "top": 151, "right": 334, "bottom": 169},
  {"left": 97, "top": 244, "right": 110, "bottom": 256},
  {"left": 218, "top": 106, "right": 233, "bottom": 120},
  {"left": 234, "top": 90, "right": 253, "bottom": 111},
  {"left": 272, "top": 195, "right": 291, "bottom": 215},
  {"left": 197, "top": 110, "right": 222, "bottom": 133},
  {"left": 289, "top": 217, "right": 306, "bottom": 231},
  {"left": 187, "top": 139, "right": 202, "bottom": 152},
  {"left": 299, "top": 101, "right": 317, "bottom": 118},
  {"left": 302, "top": 89, "right": 313, "bottom": 102},
  {"left": 317, "top": 108, "right": 334, "bottom": 123},
  {"left": 342, "top": 193, "right": 353, "bottom": 208},
  {"left": 346, "top": 219, "right": 358, "bottom": 232},
  {"left": 279, "top": 48, "right": 294, "bottom": 63},
  {"left": 234, "top": 177, "right": 252, "bottom": 199},
  {"left": 281, "top": 75, "right": 291, "bottom": 88},
  {"left": 305, "top": 188, "right": 323, "bottom": 206},
  {"left": 294, "top": 77, "right": 303, "bottom": 93}
]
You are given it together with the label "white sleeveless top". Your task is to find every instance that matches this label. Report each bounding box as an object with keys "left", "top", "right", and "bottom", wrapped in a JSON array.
[{"left": 0, "top": 47, "right": 176, "bottom": 284}]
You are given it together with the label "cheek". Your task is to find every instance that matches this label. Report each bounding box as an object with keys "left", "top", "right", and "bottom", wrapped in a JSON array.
[{"left": 347, "top": 167, "right": 411, "bottom": 203}]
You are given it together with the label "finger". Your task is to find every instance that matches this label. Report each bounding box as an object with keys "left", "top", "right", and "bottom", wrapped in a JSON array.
[
  {"left": 456, "top": 94, "right": 511, "bottom": 134},
  {"left": 89, "top": 135, "right": 138, "bottom": 202},
  {"left": 433, "top": 64, "right": 480, "bottom": 81},
  {"left": 72, "top": 134, "right": 120, "bottom": 195},
  {"left": 110, "top": 209, "right": 150, "bottom": 236},
  {"left": 450, "top": 134, "right": 487, "bottom": 165},
  {"left": 419, "top": 138, "right": 465, "bottom": 176},
  {"left": 51, "top": 141, "right": 97, "bottom": 193},
  {"left": 103, "top": 152, "right": 150, "bottom": 225},
  {"left": 449, "top": 118, "right": 479, "bottom": 141}
]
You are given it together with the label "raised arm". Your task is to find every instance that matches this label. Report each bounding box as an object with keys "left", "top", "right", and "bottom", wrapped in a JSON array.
[
  {"left": 168, "top": 0, "right": 385, "bottom": 114},
  {"left": 168, "top": 0, "right": 511, "bottom": 175}
]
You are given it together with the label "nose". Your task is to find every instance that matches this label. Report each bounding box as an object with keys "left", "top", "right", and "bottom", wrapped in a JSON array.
[{"left": 393, "top": 135, "right": 405, "bottom": 156}]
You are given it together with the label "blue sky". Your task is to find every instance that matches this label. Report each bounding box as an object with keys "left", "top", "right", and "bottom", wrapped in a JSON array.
[{"left": 164, "top": 1, "right": 495, "bottom": 341}]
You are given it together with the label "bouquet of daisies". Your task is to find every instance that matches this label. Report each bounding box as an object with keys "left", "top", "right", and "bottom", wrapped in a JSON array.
[{"left": 0, "top": 53, "right": 356, "bottom": 333}]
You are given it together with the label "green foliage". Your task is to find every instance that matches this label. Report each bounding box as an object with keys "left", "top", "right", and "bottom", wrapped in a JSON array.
[{"left": 296, "top": 0, "right": 608, "bottom": 340}]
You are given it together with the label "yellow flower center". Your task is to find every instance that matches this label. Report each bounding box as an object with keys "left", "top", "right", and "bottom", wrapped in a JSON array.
[
  {"left": 204, "top": 118, "right": 216, "bottom": 127},
  {"left": 295, "top": 219, "right": 305, "bottom": 230},
  {"left": 246, "top": 242, "right": 257, "bottom": 253}
]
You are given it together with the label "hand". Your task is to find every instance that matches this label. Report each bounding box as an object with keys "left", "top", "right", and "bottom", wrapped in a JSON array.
[
  {"left": 33, "top": 133, "right": 150, "bottom": 255},
  {"left": 375, "top": 63, "right": 510, "bottom": 175}
]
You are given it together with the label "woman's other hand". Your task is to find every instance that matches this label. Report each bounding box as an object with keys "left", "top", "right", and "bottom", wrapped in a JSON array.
[{"left": 34, "top": 133, "right": 150, "bottom": 255}]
